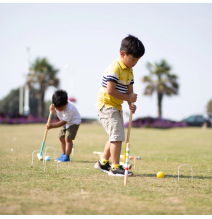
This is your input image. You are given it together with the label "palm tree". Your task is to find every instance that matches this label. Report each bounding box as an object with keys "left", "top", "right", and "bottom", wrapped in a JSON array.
[
  {"left": 207, "top": 99, "right": 212, "bottom": 113},
  {"left": 27, "top": 58, "right": 59, "bottom": 118},
  {"left": 142, "top": 59, "right": 179, "bottom": 118}
]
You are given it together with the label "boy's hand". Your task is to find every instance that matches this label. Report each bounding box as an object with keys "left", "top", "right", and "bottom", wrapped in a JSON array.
[
  {"left": 46, "top": 123, "right": 53, "bottom": 130},
  {"left": 129, "top": 104, "right": 137, "bottom": 114},
  {"left": 49, "top": 104, "right": 55, "bottom": 113},
  {"left": 128, "top": 93, "right": 137, "bottom": 103},
  {"left": 46, "top": 120, "right": 66, "bottom": 130}
]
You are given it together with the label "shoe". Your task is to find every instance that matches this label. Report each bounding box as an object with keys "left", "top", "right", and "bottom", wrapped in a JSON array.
[
  {"left": 55, "top": 153, "right": 65, "bottom": 161},
  {"left": 94, "top": 160, "right": 111, "bottom": 173},
  {"left": 57, "top": 154, "right": 70, "bottom": 162},
  {"left": 108, "top": 165, "right": 133, "bottom": 176}
]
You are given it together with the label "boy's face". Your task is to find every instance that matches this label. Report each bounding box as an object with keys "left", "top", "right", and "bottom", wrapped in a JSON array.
[{"left": 120, "top": 51, "right": 140, "bottom": 69}]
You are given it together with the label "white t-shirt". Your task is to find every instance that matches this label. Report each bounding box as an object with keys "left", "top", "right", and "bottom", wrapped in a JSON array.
[{"left": 55, "top": 100, "right": 81, "bottom": 129}]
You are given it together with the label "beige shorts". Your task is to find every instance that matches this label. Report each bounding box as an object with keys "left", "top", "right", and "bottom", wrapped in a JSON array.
[
  {"left": 58, "top": 124, "right": 80, "bottom": 140},
  {"left": 97, "top": 105, "right": 125, "bottom": 142}
]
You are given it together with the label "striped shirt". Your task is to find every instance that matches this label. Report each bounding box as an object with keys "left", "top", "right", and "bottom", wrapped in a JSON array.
[{"left": 96, "top": 56, "right": 134, "bottom": 111}]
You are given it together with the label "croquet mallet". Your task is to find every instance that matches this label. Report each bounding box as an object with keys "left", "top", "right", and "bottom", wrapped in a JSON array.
[
  {"left": 37, "top": 110, "right": 53, "bottom": 161},
  {"left": 124, "top": 143, "right": 130, "bottom": 185},
  {"left": 124, "top": 103, "right": 134, "bottom": 186},
  {"left": 123, "top": 103, "right": 134, "bottom": 164}
]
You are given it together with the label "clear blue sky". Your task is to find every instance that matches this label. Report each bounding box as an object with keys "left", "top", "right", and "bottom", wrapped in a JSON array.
[{"left": 0, "top": 3, "right": 212, "bottom": 121}]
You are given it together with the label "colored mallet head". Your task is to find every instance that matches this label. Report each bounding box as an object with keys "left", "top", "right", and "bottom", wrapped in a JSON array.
[{"left": 37, "top": 153, "right": 43, "bottom": 161}]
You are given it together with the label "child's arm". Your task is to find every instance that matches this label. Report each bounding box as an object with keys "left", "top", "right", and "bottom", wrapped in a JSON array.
[
  {"left": 107, "top": 81, "right": 137, "bottom": 103},
  {"left": 46, "top": 120, "right": 67, "bottom": 130},
  {"left": 49, "top": 104, "right": 56, "bottom": 115},
  {"left": 46, "top": 104, "right": 67, "bottom": 129},
  {"left": 126, "top": 84, "right": 137, "bottom": 114}
]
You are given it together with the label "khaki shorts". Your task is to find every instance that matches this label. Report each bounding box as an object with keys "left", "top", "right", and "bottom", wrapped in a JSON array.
[
  {"left": 97, "top": 105, "right": 125, "bottom": 142},
  {"left": 58, "top": 124, "right": 80, "bottom": 140}
]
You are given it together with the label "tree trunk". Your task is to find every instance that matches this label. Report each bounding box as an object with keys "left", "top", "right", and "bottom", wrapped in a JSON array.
[
  {"left": 157, "top": 93, "right": 163, "bottom": 119},
  {"left": 38, "top": 94, "right": 42, "bottom": 118},
  {"left": 38, "top": 88, "right": 45, "bottom": 118}
]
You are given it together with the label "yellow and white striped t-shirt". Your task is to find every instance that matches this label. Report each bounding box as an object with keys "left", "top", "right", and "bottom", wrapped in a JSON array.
[{"left": 96, "top": 56, "right": 134, "bottom": 111}]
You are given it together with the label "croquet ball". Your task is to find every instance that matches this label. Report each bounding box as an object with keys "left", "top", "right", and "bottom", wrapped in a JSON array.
[
  {"left": 44, "top": 156, "right": 50, "bottom": 161},
  {"left": 157, "top": 171, "right": 164, "bottom": 178}
]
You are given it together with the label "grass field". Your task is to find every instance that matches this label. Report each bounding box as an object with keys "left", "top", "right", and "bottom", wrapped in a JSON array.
[{"left": 0, "top": 123, "right": 212, "bottom": 215}]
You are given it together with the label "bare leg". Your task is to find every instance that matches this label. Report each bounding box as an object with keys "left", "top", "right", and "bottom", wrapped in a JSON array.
[
  {"left": 65, "top": 138, "right": 73, "bottom": 156},
  {"left": 102, "top": 140, "right": 111, "bottom": 160},
  {"left": 59, "top": 137, "right": 66, "bottom": 154},
  {"left": 110, "top": 141, "right": 122, "bottom": 165}
]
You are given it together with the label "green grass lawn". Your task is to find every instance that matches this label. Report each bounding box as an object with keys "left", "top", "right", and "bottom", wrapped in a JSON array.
[{"left": 0, "top": 123, "right": 212, "bottom": 215}]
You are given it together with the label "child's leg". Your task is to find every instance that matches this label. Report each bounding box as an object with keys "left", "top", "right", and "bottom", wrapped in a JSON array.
[
  {"left": 95, "top": 106, "right": 125, "bottom": 173},
  {"left": 58, "top": 126, "right": 66, "bottom": 154},
  {"left": 101, "top": 140, "right": 111, "bottom": 160},
  {"left": 102, "top": 140, "right": 122, "bottom": 165},
  {"left": 95, "top": 139, "right": 111, "bottom": 173},
  {"left": 55, "top": 136, "right": 66, "bottom": 161},
  {"left": 64, "top": 124, "right": 79, "bottom": 157},
  {"left": 65, "top": 138, "right": 73, "bottom": 156},
  {"left": 110, "top": 141, "right": 122, "bottom": 165},
  {"left": 59, "top": 137, "right": 66, "bottom": 154}
]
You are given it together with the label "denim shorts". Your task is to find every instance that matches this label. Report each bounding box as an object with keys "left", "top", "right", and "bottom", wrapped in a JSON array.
[{"left": 97, "top": 105, "right": 125, "bottom": 142}]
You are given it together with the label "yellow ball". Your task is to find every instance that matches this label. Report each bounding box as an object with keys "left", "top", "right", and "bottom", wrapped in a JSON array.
[{"left": 157, "top": 171, "right": 164, "bottom": 178}]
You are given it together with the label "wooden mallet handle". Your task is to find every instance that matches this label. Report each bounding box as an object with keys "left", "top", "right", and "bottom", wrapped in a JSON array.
[{"left": 124, "top": 103, "right": 134, "bottom": 164}]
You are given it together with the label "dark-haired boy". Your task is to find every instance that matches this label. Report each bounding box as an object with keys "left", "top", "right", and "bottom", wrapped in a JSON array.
[
  {"left": 95, "top": 34, "right": 145, "bottom": 176},
  {"left": 46, "top": 90, "right": 81, "bottom": 162}
]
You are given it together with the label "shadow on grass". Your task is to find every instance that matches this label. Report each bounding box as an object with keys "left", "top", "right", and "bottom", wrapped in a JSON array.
[
  {"left": 74, "top": 160, "right": 96, "bottom": 164},
  {"left": 134, "top": 174, "right": 212, "bottom": 179}
]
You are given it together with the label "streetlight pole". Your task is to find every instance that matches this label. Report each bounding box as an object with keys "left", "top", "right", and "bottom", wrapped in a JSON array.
[
  {"left": 23, "top": 47, "right": 30, "bottom": 116},
  {"left": 19, "top": 86, "right": 23, "bottom": 115}
]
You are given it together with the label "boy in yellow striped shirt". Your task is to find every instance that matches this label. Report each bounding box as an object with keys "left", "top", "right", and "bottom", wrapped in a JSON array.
[{"left": 94, "top": 34, "right": 145, "bottom": 176}]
